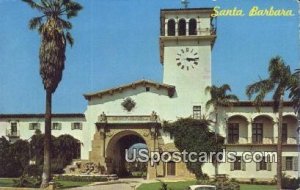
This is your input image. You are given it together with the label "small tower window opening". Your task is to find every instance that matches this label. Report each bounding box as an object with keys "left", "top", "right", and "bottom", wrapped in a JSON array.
[
  {"left": 189, "top": 19, "right": 197, "bottom": 35},
  {"left": 193, "top": 106, "right": 201, "bottom": 119},
  {"left": 178, "top": 19, "right": 186, "bottom": 36},
  {"left": 167, "top": 19, "right": 175, "bottom": 36}
]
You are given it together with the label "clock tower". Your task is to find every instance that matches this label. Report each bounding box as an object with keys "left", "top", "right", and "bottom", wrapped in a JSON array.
[{"left": 160, "top": 8, "right": 216, "bottom": 115}]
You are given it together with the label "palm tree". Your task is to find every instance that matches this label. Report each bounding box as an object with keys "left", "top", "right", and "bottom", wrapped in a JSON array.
[
  {"left": 22, "top": 0, "right": 82, "bottom": 187},
  {"left": 289, "top": 69, "right": 300, "bottom": 114},
  {"left": 206, "top": 84, "right": 239, "bottom": 176},
  {"left": 246, "top": 56, "right": 296, "bottom": 189}
]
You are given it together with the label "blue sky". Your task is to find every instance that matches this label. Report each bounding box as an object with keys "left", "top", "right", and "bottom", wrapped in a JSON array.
[{"left": 0, "top": 0, "right": 299, "bottom": 113}]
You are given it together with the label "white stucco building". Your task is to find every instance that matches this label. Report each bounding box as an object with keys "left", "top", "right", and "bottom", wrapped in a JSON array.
[{"left": 0, "top": 7, "right": 298, "bottom": 181}]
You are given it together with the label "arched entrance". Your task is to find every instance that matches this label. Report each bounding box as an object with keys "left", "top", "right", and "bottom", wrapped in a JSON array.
[{"left": 106, "top": 130, "right": 148, "bottom": 178}]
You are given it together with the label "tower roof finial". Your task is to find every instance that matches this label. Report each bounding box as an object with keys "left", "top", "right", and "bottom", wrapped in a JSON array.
[{"left": 181, "top": 0, "right": 189, "bottom": 9}]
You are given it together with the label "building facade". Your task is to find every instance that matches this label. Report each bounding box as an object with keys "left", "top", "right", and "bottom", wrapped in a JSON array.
[{"left": 0, "top": 8, "right": 298, "bottom": 181}]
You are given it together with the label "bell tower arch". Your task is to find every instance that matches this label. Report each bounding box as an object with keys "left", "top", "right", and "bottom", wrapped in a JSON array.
[{"left": 160, "top": 8, "right": 217, "bottom": 115}]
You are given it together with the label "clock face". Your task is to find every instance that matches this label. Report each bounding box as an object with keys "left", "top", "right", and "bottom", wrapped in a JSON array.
[{"left": 176, "top": 48, "right": 199, "bottom": 70}]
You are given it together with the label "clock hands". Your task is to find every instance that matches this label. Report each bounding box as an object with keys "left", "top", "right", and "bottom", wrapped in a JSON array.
[{"left": 186, "top": 57, "right": 199, "bottom": 62}]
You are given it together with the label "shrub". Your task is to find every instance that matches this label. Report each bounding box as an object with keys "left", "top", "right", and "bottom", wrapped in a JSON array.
[
  {"left": 282, "top": 175, "right": 300, "bottom": 189},
  {"left": 13, "top": 164, "right": 43, "bottom": 188},
  {"left": 230, "top": 178, "right": 237, "bottom": 182},
  {"left": 55, "top": 175, "right": 108, "bottom": 182},
  {"left": 197, "top": 179, "right": 240, "bottom": 190},
  {"left": 163, "top": 118, "right": 224, "bottom": 179},
  {"left": 13, "top": 175, "right": 41, "bottom": 188}
]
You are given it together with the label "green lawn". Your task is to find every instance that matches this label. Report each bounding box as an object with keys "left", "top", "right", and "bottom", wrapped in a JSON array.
[
  {"left": 239, "top": 184, "right": 276, "bottom": 190},
  {"left": 137, "top": 181, "right": 277, "bottom": 190},
  {"left": 0, "top": 178, "right": 91, "bottom": 189},
  {"left": 0, "top": 178, "right": 16, "bottom": 187},
  {"left": 55, "top": 180, "right": 92, "bottom": 189}
]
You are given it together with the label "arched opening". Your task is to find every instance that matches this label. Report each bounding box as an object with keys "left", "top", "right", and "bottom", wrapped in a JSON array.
[
  {"left": 282, "top": 115, "right": 298, "bottom": 144},
  {"left": 106, "top": 131, "right": 148, "bottom": 178},
  {"left": 178, "top": 19, "right": 186, "bottom": 36},
  {"left": 167, "top": 19, "right": 175, "bottom": 36},
  {"left": 189, "top": 18, "right": 197, "bottom": 35},
  {"left": 252, "top": 115, "right": 274, "bottom": 144},
  {"left": 227, "top": 115, "right": 248, "bottom": 144}
]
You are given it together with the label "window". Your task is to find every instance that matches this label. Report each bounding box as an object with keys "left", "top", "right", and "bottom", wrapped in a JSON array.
[
  {"left": 259, "top": 156, "right": 267, "bottom": 170},
  {"left": 283, "top": 156, "right": 298, "bottom": 171},
  {"left": 178, "top": 19, "right": 186, "bottom": 36},
  {"left": 282, "top": 123, "right": 287, "bottom": 144},
  {"left": 72, "top": 122, "right": 82, "bottom": 130},
  {"left": 256, "top": 156, "right": 272, "bottom": 171},
  {"left": 193, "top": 106, "right": 201, "bottom": 119},
  {"left": 52, "top": 123, "right": 62, "bottom": 130},
  {"left": 252, "top": 123, "right": 263, "bottom": 144},
  {"left": 234, "top": 156, "right": 241, "bottom": 170},
  {"left": 228, "top": 123, "right": 239, "bottom": 144},
  {"left": 11, "top": 122, "right": 17, "bottom": 132},
  {"left": 167, "top": 19, "right": 175, "bottom": 36},
  {"left": 189, "top": 18, "right": 197, "bottom": 35},
  {"left": 146, "top": 87, "right": 150, "bottom": 92},
  {"left": 29, "top": 123, "right": 40, "bottom": 130},
  {"left": 286, "top": 157, "right": 293, "bottom": 171}
]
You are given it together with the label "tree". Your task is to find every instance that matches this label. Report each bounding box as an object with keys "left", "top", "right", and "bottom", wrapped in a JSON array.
[
  {"left": 289, "top": 69, "right": 300, "bottom": 114},
  {"left": 52, "top": 135, "right": 81, "bottom": 173},
  {"left": 164, "top": 118, "right": 224, "bottom": 179},
  {"left": 205, "top": 84, "right": 239, "bottom": 176},
  {"left": 0, "top": 137, "right": 11, "bottom": 177},
  {"left": 245, "top": 56, "right": 297, "bottom": 189},
  {"left": 10, "top": 140, "right": 30, "bottom": 175},
  {"left": 22, "top": 0, "right": 82, "bottom": 187}
]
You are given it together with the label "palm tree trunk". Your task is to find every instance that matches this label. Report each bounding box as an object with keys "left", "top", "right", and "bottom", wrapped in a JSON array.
[
  {"left": 215, "top": 108, "right": 219, "bottom": 177},
  {"left": 41, "top": 90, "right": 52, "bottom": 188},
  {"left": 277, "top": 95, "right": 283, "bottom": 189}
]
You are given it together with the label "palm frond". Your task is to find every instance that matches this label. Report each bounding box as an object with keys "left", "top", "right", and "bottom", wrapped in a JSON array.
[
  {"left": 224, "top": 94, "right": 239, "bottom": 102},
  {"left": 58, "top": 18, "right": 72, "bottom": 29},
  {"left": 246, "top": 79, "right": 274, "bottom": 99},
  {"left": 220, "top": 84, "right": 231, "bottom": 93},
  {"left": 272, "top": 84, "right": 285, "bottom": 112},
  {"left": 289, "top": 69, "right": 300, "bottom": 113},
  {"left": 205, "top": 99, "right": 215, "bottom": 110},
  {"left": 66, "top": 32, "right": 74, "bottom": 47},
  {"left": 268, "top": 56, "right": 286, "bottom": 82},
  {"left": 65, "top": 1, "right": 83, "bottom": 19},
  {"left": 29, "top": 16, "right": 43, "bottom": 30},
  {"left": 22, "top": 0, "right": 45, "bottom": 12},
  {"left": 41, "top": 0, "right": 50, "bottom": 7},
  {"left": 205, "top": 85, "right": 214, "bottom": 94}
]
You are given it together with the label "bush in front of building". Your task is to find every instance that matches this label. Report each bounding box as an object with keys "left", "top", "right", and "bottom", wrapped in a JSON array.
[
  {"left": 13, "top": 165, "right": 42, "bottom": 188},
  {"left": 54, "top": 175, "right": 108, "bottom": 182},
  {"left": 282, "top": 174, "right": 300, "bottom": 189},
  {"left": 0, "top": 137, "right": 30, "bottom": 177},
  {"left": 0, "top": 133, "right": 81, "bottom": 178},
  {"left": 197, "top": 179, "right": 240, "bottom": 190}
]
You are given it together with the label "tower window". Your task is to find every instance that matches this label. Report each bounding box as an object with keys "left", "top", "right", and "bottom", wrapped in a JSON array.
[
  {"left": 193, "top": 106, "right": 201, "bottom": 119},
  {"left": 167, "top": 19, "right": 175, "bottom": 36},
  {"left": 189, "top": 18, "right": 197, "bottom": 35},
  {"left": 178, "top": 19, "right": 186, "bottom": 36}
]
